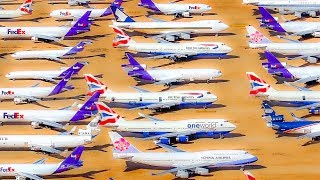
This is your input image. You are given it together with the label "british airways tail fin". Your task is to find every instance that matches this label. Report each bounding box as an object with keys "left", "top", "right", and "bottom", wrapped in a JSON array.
[
  {"left": 64, "top": 41, "right": 92, "bottom": 56},
  {"left": 49, "top": 71, "right": 74, "bottom": 96},
  {"left": 96, "top": 102, "right": 124, "bottom": 126},
  {"left": 112, "top": 26, "right": 136, "bottom": 47},
  {"left": 66, "top": 11, "right": 92, "bottom": 37},
  {"left": 243, "top": 170, "right": 256, "bottom": 180},
  {"left": 110, "top": 5, "right": 135, "bottom": 22},
  {"left": 54, "top": 146, "right": 84, "bottom": 174},
  {"left": 18, "top": 0, "right": 32, "bottom": 15},
  {"left": 84, "top": 74, "right": 111, "bottom": 95},
  {"left": 108, "top": 132, "right": 140, "bottom": 155},
  {"left": 59, "top": 62, "right": 87, "bottom": 77},
  {"left": 246, "top": 72, "right": 275, "bottom": 96},
  {"left": 262, "top": 51, "right": 294, "bottom": 79},
  {"left": 246, "top": 26, "right": 271, "bottom": 44},
  {"left": 261, "top": 101, "right": 284, "bottom": 122},
  {"left": 258, "top": 7, "right": 286, "bottom": 33}
]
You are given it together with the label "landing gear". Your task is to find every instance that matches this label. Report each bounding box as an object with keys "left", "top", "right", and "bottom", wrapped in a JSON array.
[
  {"left": 219, "top": 133, "right": 224, "bottom": 139},
  {"left": 206, "top": 79, "right": 210, "bottom": 84}
]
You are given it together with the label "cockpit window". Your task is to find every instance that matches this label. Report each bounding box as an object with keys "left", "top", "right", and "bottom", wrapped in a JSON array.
[{"left": 206, "top": 92, "right": 211, "bottom": 94}]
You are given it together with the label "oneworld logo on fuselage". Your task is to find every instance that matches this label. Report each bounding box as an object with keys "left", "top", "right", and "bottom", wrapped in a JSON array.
[
  {"left": 7, "top": 29, "right": 26, "bottom": 35},
  {"left": 187, "top": 122, "right": 217, "bottom": 129},
  {"left": 3, "top": 112, "right": 24, "bottom": 119}
]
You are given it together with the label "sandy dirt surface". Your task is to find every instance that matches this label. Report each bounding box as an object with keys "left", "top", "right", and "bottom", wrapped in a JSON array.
[{"left": 0, "top": 0, "right": 319, "bottom": 179}]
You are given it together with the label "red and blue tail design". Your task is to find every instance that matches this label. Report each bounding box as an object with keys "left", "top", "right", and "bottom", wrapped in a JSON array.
[
  {"left": 246, "top": 72, "right": 272, "bottom": 95},
  {"left": 84, "top": 74, "right": 110, "bottom": 96},
  {"left": 96, "top": 102, "right": 121, "bottom": 126},
  {"left": 19, "top": 0, "right": 33, "bottom": 15}
]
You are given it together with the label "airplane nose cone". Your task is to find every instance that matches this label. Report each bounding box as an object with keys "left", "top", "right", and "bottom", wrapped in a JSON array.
[
  {"left": 229, "top": 123, "right": 237, "bottom": 131},
  {"left": 225, "top": 46, "right": 233, "bottom": 53},
  {"left": 221, "top": 23, "right": 229, "bottom": 30},
  {"left": 210, "top": 94, "right": 218, "bottom": 102},
  {"left": 216, "top": 70, "right": 222, "bottom": 77},
  {"left": 5, "top": 74, "right": 10, "bottom": 78},
  {"left": 11, "top": 53, "right": 17, "bottom": 58},
  {"left": 49, "top": 11, "right": 57, "bottom": 17}
]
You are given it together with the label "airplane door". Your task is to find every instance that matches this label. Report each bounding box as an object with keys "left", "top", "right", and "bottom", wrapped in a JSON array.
[
  {"left": 159, "top": 97, "right": 162, "bottom": 102},
  {"left": 24, "top": 141, "right": 28, "bottom": 148},
  {"left": 182, "top": 97, "right": 185, "bottom": 102}
]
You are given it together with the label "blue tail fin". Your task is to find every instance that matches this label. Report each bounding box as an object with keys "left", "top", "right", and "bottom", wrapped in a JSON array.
[
  {"left": 49, "top": 71, "right": 74, "bottom": 96},
  {"left": 262, "top": 51, "right": 294, "bottom": 79},
  {"left": 261, "top": 101, "right": 284, "bottom": 122},
  {"left": 258, "top": 7, "right": 286, "bottom": 32},
  {"left": 70, "top": 92, "right": 100, "bottom": 122},
  {"left": 102, "top": 0, "right": 123, "bottom": 16},
  {"left": 54, "top": 146, "right": 84, "bottom": 174},
  {"left": 66, "top": 11, "right": 92, "bottom": 36},
  {"left": 110, "top": 5, "right": 135, "bottom": 22},
  {"left": 59, "top": 62, "right": 86, "bottom": 77},
  {"left": 138, "top": 0, "right": 160, "bottom": 12}
]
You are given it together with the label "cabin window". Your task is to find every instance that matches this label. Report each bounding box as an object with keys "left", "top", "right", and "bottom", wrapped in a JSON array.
[
  {"left": 302, "top": 96, "right": 306, "bottom": 101},
  {"left": 139, "top": 97, "right": 142, "bottom": 101},
  {"left": 182, "top": 97, "right": 185, "bottom": 102},
  {"left": 159, "top": 97, "right": 162, "bottom": 102},
  {"left": 111, "top": 97, "right": 115, "bottom": 102}
]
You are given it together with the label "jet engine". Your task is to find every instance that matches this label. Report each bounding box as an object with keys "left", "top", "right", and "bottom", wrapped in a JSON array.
[
  {"left": 195, "top": 167, "right": 209, "bottom": 175},
  {"left": 181, "top": 12, "right": 191, "bottom": 17},
  {"left": 164, "top": 35, "right": 175, "bottom": 42},
  {"left": 176, "top": 136, "right": 189, "bottom": 143},
  {"left": 176, "top": 170, "right": 189, "bottom": 178},
  {"left": 312, "top": 32, "right": 320, "bottom": 37},
  {"left": 309, "top": 108, "right": 320, "bottom": 115},
  {"left": 180, "top": 33, "right": 191, "bottom": 40},
  {"left": 16, "top": 176, "right": 27, "bottom": 180},
  {"left": 31, "top": 121, "right": 41, "bottom": 129},
  {"left": 308, "top": 11, "right": 317, "bottom": 17},
  {"left": 306, "top": 56, "right": 318, "bottom": 64},
  {"left": 13, "top": 97, "right": 28, "bottom": 104},
  {"left": 159, "top": 137, "right": 170, "bottom": 144}
]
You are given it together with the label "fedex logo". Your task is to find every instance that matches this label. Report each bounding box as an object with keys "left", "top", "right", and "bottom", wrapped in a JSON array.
[
  {"left": 3, "top": 112, "right": 24, "bottom": 119},
  {"left": 0, "top": 167, "right": 15, "bottom": 172},
  {"left": 60, "top": 11, "right": 71, "bottom": 16},
  {"left": 7, "top": 29, "right": 26, "bottom": 35},
  {"left": 189, "top": 6, "right": 200, "bottom": 9},
  {"left": 1, "top": 91, "right": 14, "bottom": 95}
]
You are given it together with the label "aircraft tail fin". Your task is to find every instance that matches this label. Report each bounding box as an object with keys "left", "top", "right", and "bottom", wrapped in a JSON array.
[
  {"left": 110, "top": 5, "right": 135, "bottom": 22},
  {"left": 243, "top": 170, "right": 256, "bottom": 180},
  {"left": 102, "top": 0, "right": 123, "bottom": 16},
  {"left": 122, "top": 52, "right": 154, "bottom": 81},
  {"left": 84, "top": 74, "right": 111, "bottom": 96},
  {"left": 258, "top": 7, "right": 286, "bottom": 33},
  {"left": 96, "top": 102, "right": 124, "bottom": 126},
  {"left": 59, "top": 62, "right": 87, "bottom": 77},
  {"left": 54, "top": 146, "right": 84, "bottom": 173},
  {"left": 108, "top": 132, "right": 140, "bottom": 154},
  {"left": 246, "top": 72, "right": 275, "bottom": 96},
  {"left": 78, "top": 92, "right": 100, "bottom": 112},
  {"left": 64, "top": 41, "right": 92, "bottom": 56},
  {"left": 246, "top": 26, "right": 271, "bottom": 44},
  {"left": 138, "top": 0, "right": 159, "bottom": 12},
  {"left": 261, "top": 101, "right": 284, "bottom": 122},
  {"left": 18, "top": 0, "right": 32, "bottom": 14},
  {"left": 262, "top": 51, "right": 294, "bottom": 79},
  {"left": 112, "top": 26, "right": 135, "bottom": 47},
  {"left": 66, "top": 11, "right": 92, "bottom": 37},
  {"left": 49, "top": 71, "right": 74, "bottom": 96}
]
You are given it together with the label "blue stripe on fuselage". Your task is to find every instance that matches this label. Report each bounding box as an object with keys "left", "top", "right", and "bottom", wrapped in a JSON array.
[{"left": 105, "top": 102, "right": 213, "bottom": 109}]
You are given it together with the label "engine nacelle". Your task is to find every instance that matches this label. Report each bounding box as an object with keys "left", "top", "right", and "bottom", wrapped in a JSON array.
[
  {"left": 306, "top": 56, "right": 318, "bottom": 64},
  {"left": 164, "top": 35, "right": 175, "bottom": 42},
  {"left": 159, "top": 138, "right": 170, "bottom": 144},
  {"left": 31, "top": 37, "right": 38, "bottom": 41},
  {"left": 309, "top": 108, "right": 320, "bottom": 115},
  {"left": 16, "top": 176, "right": 27, "bottom": 180},
  {"left": 182, "top": 12, "right": 190, "bottom": 17},
  {"left": 176, "top": 170, "right": 189, "bottom": 178},
  {"left": 180, "top": 33, "right": 191, "bottom": 40},
  {"left": 195, "top": 167, "right": 209, "bottom": 175},
  {"left": 13, "top": 97, "right": 27, "bottom": 104},
  {"left": 294, "top": 11, "right": 302, "bottom": 18},
  {"left": 31, "top": 121, "right": 41, "bottom": 129},
  {"left": 68, "top": 0, "right": 79, "bottom": 5},
  {"left": 142, "top": 132, "right": 150, "bottom": 138},
  {"left": 308, "top": 11, "right": 317, "bottom": 17},
  {"left": 312, "top": 32, "right": 320, "bottom": 37},
  {"left": 176, "top": 136, "right": 189, "bottom": 143}
]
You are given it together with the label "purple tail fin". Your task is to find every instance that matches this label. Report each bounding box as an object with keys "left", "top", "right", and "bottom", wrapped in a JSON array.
[
  {"left": 54, "top": 146, "right": 84, "bottom": 174},
  {"left": 262, "top": 51, "right": 294, "bottom": 79},
  {"left": 59, "top": 62, "right": 86, "bottom": 77},
  {"left": 122, "top": 52, "right": 154, "bottom": 81},
  {"left": 138, "top": 0, "right": 160, "bottom": 12},
  {"left": 64, "top": 41, "right": 91, "bottom": 56},
  {"left": 49, "top": 71, "right": 74, "bottom": 96},
  {"left": 258, "top": 7, "right": 286, "bottom": 33},
  {"left": 102, "top": 0, "right": 123, "bottom": 17},
  {"left": 70, "top": 92, "right": 100, "bottom": 122},
  {"left": 66, "top": 11, "right": 92, "bottom": 37}
]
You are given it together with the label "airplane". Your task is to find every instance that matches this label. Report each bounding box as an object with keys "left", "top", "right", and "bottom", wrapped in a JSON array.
[
  {"left": 112, "top": 26, "right": 232, "bottom": 61},
  {"left": 6, "top": 62, "right": 87, "bottom": 82},
  {"left": 262, "top": 102, "right": 320, "bottom": 141},
  {"left": 0, "top": 71, "right": 74, "bottom": 104},
  {"left": 138, "top": 0, "right": 212, "bottom": 18},
  {"left": 243, "top": 0, "right": 320, "bottom": 18},
  {"left": 0, "top": 121, "right": 99, "bottom": 154},
  {"left": 246, "top": 72, "right": 320, "bottom": 114},
  {"left": 246, "top": 25, "right": 320, "bottom": 63},
  {"left": 0, "top": 145, "right": 84, "bottom": 180},
  {"left": 109, "top": 132, "right": 258, "bottom": 178},
  {"left": 94, "top": 102, "right": 236, "bottom": 144},
  {"left": 0, "top": 0, "right": 32, "bottom": 19},
  {"left": 0, "top": 92, "right": 100, "bottom": 130},
  {"left": 11, "top": 41, "right": 91, "bottom": 62},
  {"left": 262, "top": 51, "right": 320, "bottom": 85},
  {"left": 122, "top": 52, "right": 222, "bottom": 86},
  {"left": 258, "top": 7, "right": 320, "bottom": 38},
  {"left": 0, "top": 11, "right": 92, "bottom": 42},
  {"left": 50, "top": 0, "right": 122, "bottom": 20},
  {"left": 84, "top": 74, "right": 217, "bottom": 111},
  {"left": 243, "top": 170, "right": 256, "bottom": 180}
]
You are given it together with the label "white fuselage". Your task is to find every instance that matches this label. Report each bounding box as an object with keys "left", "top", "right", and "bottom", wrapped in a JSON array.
[
  {"left": 287, "top": 66, "right": 320, "bottom": 79},
  {"left": 155, "top": 3, "right": 212, "bottom": 14},
  {"left": 50, "top": 8, "right": 107, "bottom": 19},
  {"left": 280, "top": 22, "right": 320, "bottom": 34},
  {"left": 0, "top": 164, "right": 59, "bottom": 176},
  {"left": 0, "top": 27, "right": 69, "bottom": 38},
  {"left": 114, "top": 150, "right": 257, "bottom": 168},
  {"left": 0, "top": 10, "right": 25, "bottom": 19},
  {"left": 260, "top": 90, "right": 320, "bottom": 102},
  {"left": 244, "top": 0, "right": 320, "bottom": 12},
  {"left": 147, "top": 69, "right": 222, "bottom": 81},
  {"left": 249, "top": 42, "right": 320, "bottom": 55},
  {"left": 11, "top": 48, "right": 71, "bottom": 60},
  {"left": 0, "top": 87, "right": 54, "bottom": 100},
  {"left": 5, "top": 70, "right": 66, "bottom": 80}
]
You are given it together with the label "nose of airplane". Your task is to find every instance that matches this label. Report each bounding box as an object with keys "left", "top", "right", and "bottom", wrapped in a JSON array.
[
  {"left": 221, "top": 23, "right": 229, "bottom": 31},
  {"left": 228, "top": 122, "right": 237, "bottom": 131},
  {"left": 5, "top": 73, "right": 10, "bottom": 78},
  {"left": 49, "top": 10, "right": 57, "bottom": 17},
  {"left": 210, "top": 94, "right": 218, "bottom": 102},
  {"left": 216, "top": 70, "right": 222, "bottom": 77},
  {"left": 225, "top": 45, "right": 233, "bottom": 53},
  {"left": 11, "top": 53, "right": 17, "bottom": 58}
]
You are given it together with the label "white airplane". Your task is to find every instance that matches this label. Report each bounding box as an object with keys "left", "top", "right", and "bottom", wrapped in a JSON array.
[
  {"left": 6, "top": 62, "right": 87, "bottom": 82},
  {"left": 0, "top": 145, "right": 84, "bottom": 180},
  {"left": 247, "top": 72, "right": 320, "bottom": 114},
  {"left": 246, "top": 26, "right": 320, "bottom": 63},
  {"left": 50, "top": 0, "right": 122, "bottom": 20},
  {"left": 0, "top": 11, "right": 92, "bottom": 42},
  {"left": 93, "top": 102, "right": 236, "bottom": 144},
  {"left": 0, "top": 0, "right": 32, "bottom": 19},
  {"left": 109, "top": 132, "right": 258, "bottom": 178},
  {"left": 0, "top": 71, "right": 74, "bottom": 104},
  {"left": 243, "top": 0, "right": 320, "bottom": 18},
  {"left": 0, "top": 123, "right": 99, "bottom": 154},
  {"left": 122, "top": 53, "right": 222, "bottom": 86},
  {"left": 138, "top": 0, "right": 212, "bottom": 18},
  {"left": 11, "top": 41, "right": 91, "bottom": 62},
  {"left": 0, "top": 92, "right": 99, "bottom": 130},
  {"left": 84, "top": 74, "right": 217, "bottom": 111},
  {"left": 112, "top": 26, "right": 232, "bottom": 61}
]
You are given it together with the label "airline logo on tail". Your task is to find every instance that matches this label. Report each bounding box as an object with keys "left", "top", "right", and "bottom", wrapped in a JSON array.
[
  {"left": 244, "top": 170, "right": 256, "bottom": 180},
  {"left": 19, "top": 0, "right": 32, "bottom": 14},
  {"left": 96, "top": 103, "right": 120, "bottom": 126},
  {"left": 112, "top": 26, "right": 131, "bottom": 47},
  {"left": 247, "top": 72, "right": 270, "bottom": 95},
  {"left": 114, "top": 138, "right": 130, "bottom": 151},
  {"left": 84, "top": 74, "right": 106, "bottom": 95},
  {"left": 250, "top": 31, "right": 264, "bottom": 43}
]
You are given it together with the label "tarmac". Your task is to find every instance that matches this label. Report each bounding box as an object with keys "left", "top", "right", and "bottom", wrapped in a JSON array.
[{"left": 0, "top": 0, "right": 319, "bottom": 179}]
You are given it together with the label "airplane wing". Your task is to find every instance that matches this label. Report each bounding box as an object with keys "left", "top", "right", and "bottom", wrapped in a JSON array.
[
  {"left": 15, "top": 95, "right": 41, "bottom": 102},
  {"left": 16, "top": 172, "right": 43, "bottom": 180},
  {"left": 154, "top": 77, "right": 184, "bottom": 85},
  {"left": 283, "top": 81, "right": 311, "bottom": 91},
  {"left": 43, "top": 56, "right": 62, "bottom": 62},
  {"left": 294, "top": 102, "right": 320, "bottom": 111},
  {"left": 291, "top": 29, "right": 318, "bottom": 36},
  {"left": 30, "top": 144, "right": 63, "bottom": 154},
  {"left": 298, "top": 131, "right": 320, "bottom": 139},
  {"left": 33, "top": 158, "right": 46, "bottom": 164},
  {"left": 129, "top": 101, "right": 181, "bottom": 110},
  {"left": 143, "top": 131, "right": 197, "bottom": 140},
  {"left": 130, "top": 86, "right": 151, "bottom": 93},
  {"left": 155, "top": 143, "right": 185, "bottom": 152},
  {"left": 138, "top": 113, "right": 163, "bottom": 121},
  {"left": 148, "top": 53, "right": 197, "bottom": 60},
  {"left": 33, "top": 118, "right": 65, "bottom": 130},
  {"left": 152, "top": 162, "right": 212, "bottom": 176},
  {"left": 164, "top": 9, "right": 189, "bottom": 15},
  {"left": 32, "top": 34, "right": 62, "bottom": 42},
  {"left": 294, "top": 75, "right": 320, "bottom": 84}
]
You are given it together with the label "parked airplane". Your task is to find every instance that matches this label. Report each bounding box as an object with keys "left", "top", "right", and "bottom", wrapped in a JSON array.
[
  {"left": 246, "top": 25, "right": 320, "bottom": 63},
  {"left": 50, "top": 0, "right": 122, "bottom": 20},
  {"left": 0, "top": 122, "right": 99, "bottom": 153},
  {"left": 95, "top": 102, "right": 236, "bottom": 144},
  {"left": 84, "top": 74, "right": 217, "bottom": 111},
  {"left": 122, "top": 52, "right": 222, "bottom": 86},
  {"left": 0, "top": 145, "right": 84, "bottom": 180},
  {"left": 262, "top": 51, "right": 320, "bottom": 85},
  {"left": 0, "top": 11, "right": 92, "bottom": 42},
  {"left": 258, "top": 7, "right": 320, "bottom": 38},
  {"left": 247, "top": 72, "right": 320, "bottom": 114},
  {"left": 6, "top": 62, "right": 86, "bottom": 82},
  {"left": 112, "top": 26, "right": 232, "bottom": 61},
  {"left": 0, "top": 0, "right": 32, "bottom": 19},
  {"left": 109, "top": 132, "right": 258, "bottom": 178},
  {"left": 138, "top": 0, "right": 212, "bottom": 18},
  {"left": 243, "top": 0, "right": 320, "bottom": 18},
  {"left": 11, "top": 41, "right": 91, "bottom": 62},
  {"left": 0, "top": 92, "right": 99, "bottom": 130},
  {"left": 0, "top": 71, "right": 74, "bottom": 104},
  {"left": 243, "top": 170, "right": 256, "bottom": 180},
  {"left": 262, "top": 102, "right": 320, "bottom": 141}
]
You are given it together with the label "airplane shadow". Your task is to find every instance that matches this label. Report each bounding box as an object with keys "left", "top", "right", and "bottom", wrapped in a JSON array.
[
  {"left": 128, "top": 53, "right": 239, "bottom": 61},
  {"left": 0, "top": 52, "right": 11, "bottom": 58},
  {"left": 73, "top": 54, "right": 106, "bottom": 60},
  {"left": 44, "top": 169, "right": 110, "bottom": 180},
  {"left": 85, "top": 144, "right": 113, "bottom": 152},
  {"left": 302, "top": 140, "right": 320, "bottom": 146},
  {"left": 135, "top": 79, "right": 230, "bottom": 87},
  {"left": 0, "top": 17, "right": 49, "bottom": 23},
  {"left": 65, "top": 34, "right": 110, "bottom": 41}
]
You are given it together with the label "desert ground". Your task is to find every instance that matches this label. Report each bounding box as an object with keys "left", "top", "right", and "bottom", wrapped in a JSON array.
[{"left": 0, "top": 0, "right": 319, "bottom": 179}]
